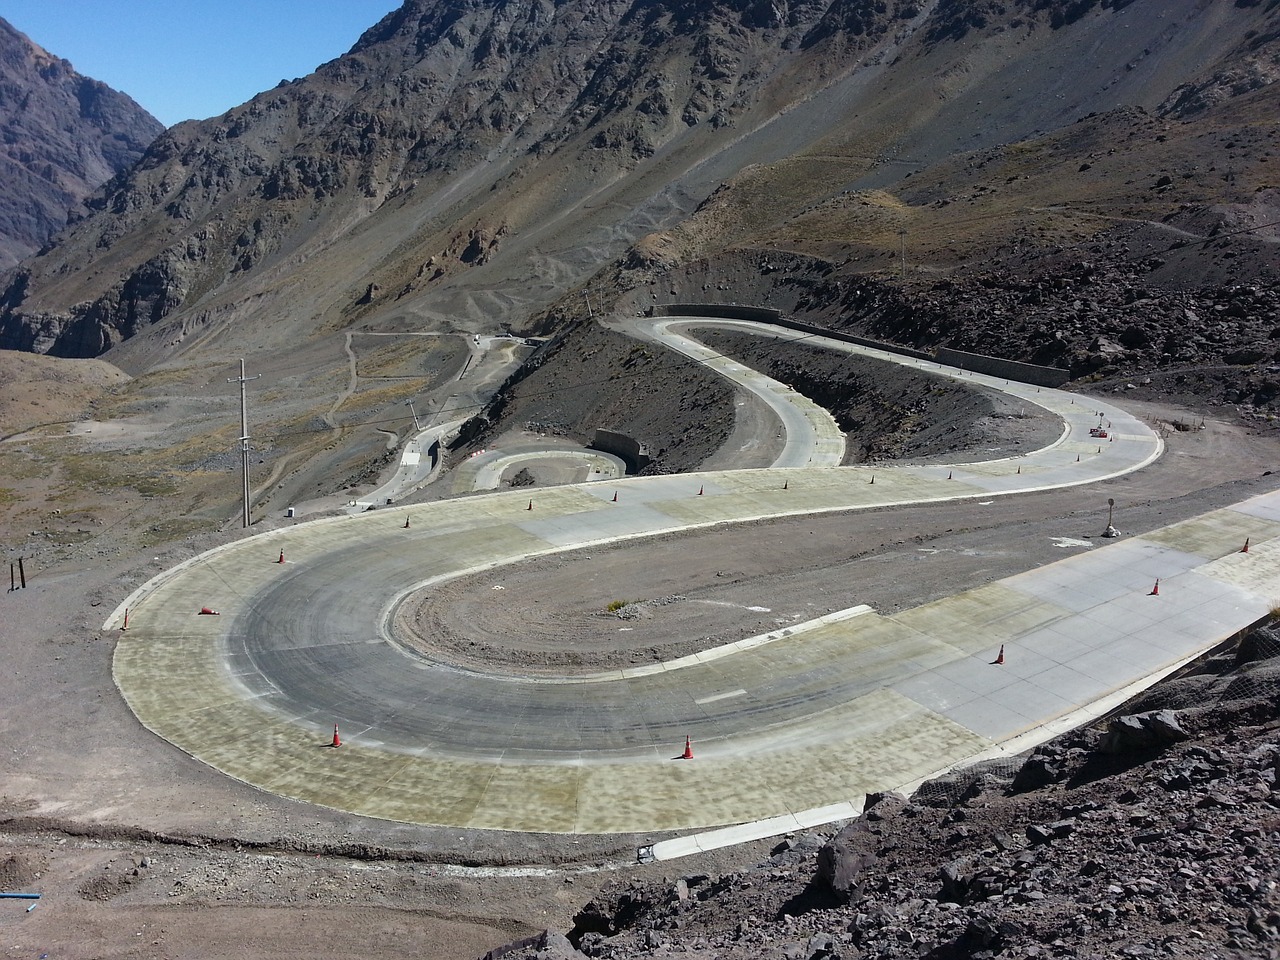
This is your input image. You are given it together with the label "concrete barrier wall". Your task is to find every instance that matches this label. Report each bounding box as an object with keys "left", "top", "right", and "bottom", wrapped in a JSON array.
[
  {"left": 591, "top": 428, "right": 651, "bottom": 473},
  {"left": 655, "top": 303, "right": 934, "bottom": 363},
  {"left": 935, "top": 347, "right": 1070, "bottom": 388},
  {"left": 766, "top": 317, "right": 937, "bottom": 363},
  {"left": 655, "top": 303, "right": 782, "bottom": 323}
]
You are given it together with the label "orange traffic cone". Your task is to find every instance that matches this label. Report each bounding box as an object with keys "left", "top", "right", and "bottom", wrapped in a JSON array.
[
  {"left": 277, "top": 549, "right": 285, "bottom": 564},
  {"left": 947, "top": 471, "right": 953, "bottom": 480},
  {"left": 1016, "top": 465, "right": 1021, "bottom": 475},
  {"left": 991, "top": 645, "right": 1005, "bottom": 665},
  {"left": 331, "top": 724, "right": 341, "bottom": 748},
  {"left": 1149, "top": 579, "right": 1160, "bottom": 596},
  {"left": 404, "top": 517, "right": 410, "bottom": 529},
  {"left": 697, "top": 485, "right": 704, "bottom": 496},
  {"left": 527, "top": 500, "right": 533, "bottom": 510},
  {"left": 1241, "top": 538, "right": 1250, "bottom": 554},
  {"left": 681, "top": 736, "right": 693, "bottom": 760},
  {"left": 199, "top": 606, "right": 220, "bottom": 616},
  {"left": 612, "top": 490, "right": 618, "bottom": 502}
]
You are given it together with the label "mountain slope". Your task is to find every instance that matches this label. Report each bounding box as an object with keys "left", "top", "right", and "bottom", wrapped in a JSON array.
[
  {"left": 0, "top": 0, "right": 900, "bottom": 360},
  {"left": 0, "top": 18, "right": 164, "bottom": 271},
  {"left": 2, "top": 0, "right": 1274, "bottom": 370}
]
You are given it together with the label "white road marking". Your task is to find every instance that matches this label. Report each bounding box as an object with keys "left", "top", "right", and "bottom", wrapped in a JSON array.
[{"left": 696, "top": 689, "right": 747, "bottom": 705}]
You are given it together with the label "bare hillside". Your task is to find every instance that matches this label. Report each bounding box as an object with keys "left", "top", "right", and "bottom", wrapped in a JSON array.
[{"left": 0, "top": 349, "right": 129, "bottom": 436}]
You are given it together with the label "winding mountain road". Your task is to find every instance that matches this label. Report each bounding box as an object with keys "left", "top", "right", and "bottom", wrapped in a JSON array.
[{"left": 107, "top": 321, "right": 1279, "bottom": 847}]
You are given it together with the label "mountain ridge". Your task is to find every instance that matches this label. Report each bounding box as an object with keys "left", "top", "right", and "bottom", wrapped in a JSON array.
[
  {"left": 0, "top": 17, "right": 163, "bottom": 271},
  {"left": 5, "top": 0, "right": 1273, "bottom": 369}
]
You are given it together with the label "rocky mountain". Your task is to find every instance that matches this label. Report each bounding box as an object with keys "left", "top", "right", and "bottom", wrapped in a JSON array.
[
  {"left": 0, "top": 18, "right": 163, "bottom": 271},
  {"left": 0, "top": 0, "right": 1275, "bottom": 372}
]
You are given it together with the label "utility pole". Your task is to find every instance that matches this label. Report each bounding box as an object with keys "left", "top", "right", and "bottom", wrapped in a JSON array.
[
  {"left": 406, "top": 399, "right": 421, "bottom": 431},
  {"left": 228, "top": 359, "right": 260, "bottom": 529}
]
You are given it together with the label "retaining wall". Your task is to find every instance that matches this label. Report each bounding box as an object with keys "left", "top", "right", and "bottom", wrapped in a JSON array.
[
  {"left": 654, "top": 304, "right": 932, "bottom": 363},
  {"left": 767, "top": 317, "right": 936, "bottom": 363},
  {"left": 590, "top": 429, "right": 651, "bottom": 474},
  {"left": 652, "top": 303, "right": 1071, "bottom": 387},
  {"left": 654, "top": 303, "right": 782, "bottom": 323},
  {"left": 935, "top": 347, "right": 1070, "bottom": 388}
]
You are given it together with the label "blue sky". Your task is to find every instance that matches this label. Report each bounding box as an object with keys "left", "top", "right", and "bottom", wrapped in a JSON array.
[{"left": 5, "top": 1, "right": 402, "bottom": 127}]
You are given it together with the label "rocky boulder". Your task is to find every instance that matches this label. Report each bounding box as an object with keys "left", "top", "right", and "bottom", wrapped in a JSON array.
[
  {"left": 815, "top": 792, "right": 908, "bottom": 902},
  {"left": 1099, "top": 709, "right": 1190, "bottom": 754}
]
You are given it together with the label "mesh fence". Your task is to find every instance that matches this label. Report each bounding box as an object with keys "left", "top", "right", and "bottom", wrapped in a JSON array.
[
  {"left": 1221, "top": 658, "right": 1280, "bottom": 703},
  {"left": 913, "top": 757, "right": 1025, "bottom": 808},
  {"left": 1125, "top": 674, "right": 1219, "bottom": 712}
]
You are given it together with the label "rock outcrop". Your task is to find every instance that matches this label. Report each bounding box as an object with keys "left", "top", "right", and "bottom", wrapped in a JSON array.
[{"left": 0, "top": 0, "right": 909, "bottom": 357}]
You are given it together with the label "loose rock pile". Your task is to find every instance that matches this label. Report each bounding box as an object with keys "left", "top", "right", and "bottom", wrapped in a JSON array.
[{"left": 621, "top": 245, "right": 1280, "bottom": 421}]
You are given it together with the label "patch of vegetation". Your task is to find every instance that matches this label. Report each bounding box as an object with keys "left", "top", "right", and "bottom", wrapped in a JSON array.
[
  {"left": 138, "top": 517, "right": 210, "bottom": 548},
  {"left": 124, "top": 365, "right": 205, "bottom": 390},
  {"left": 343, "top": 380, "right": 421, "bottom": 414},
  {"left": 352, "top": 335, "right": 461, "bottom": 379},
  {"left": 0, "top": 449, "right": 46, "bottom": 481},
  {"left": 43, "top": 528, "right": 95, "bottom": 546},
  {"left": 59, "top": 452, "right": 180, "bottom": 497},
  {"left": 606, "top": 599, "right": 638, "bottom": 613}
]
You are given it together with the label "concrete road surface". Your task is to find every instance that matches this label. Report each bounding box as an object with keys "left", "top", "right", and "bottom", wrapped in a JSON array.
[{"left": 109, "top": 328, "right": 1250, "bottom": 841}]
